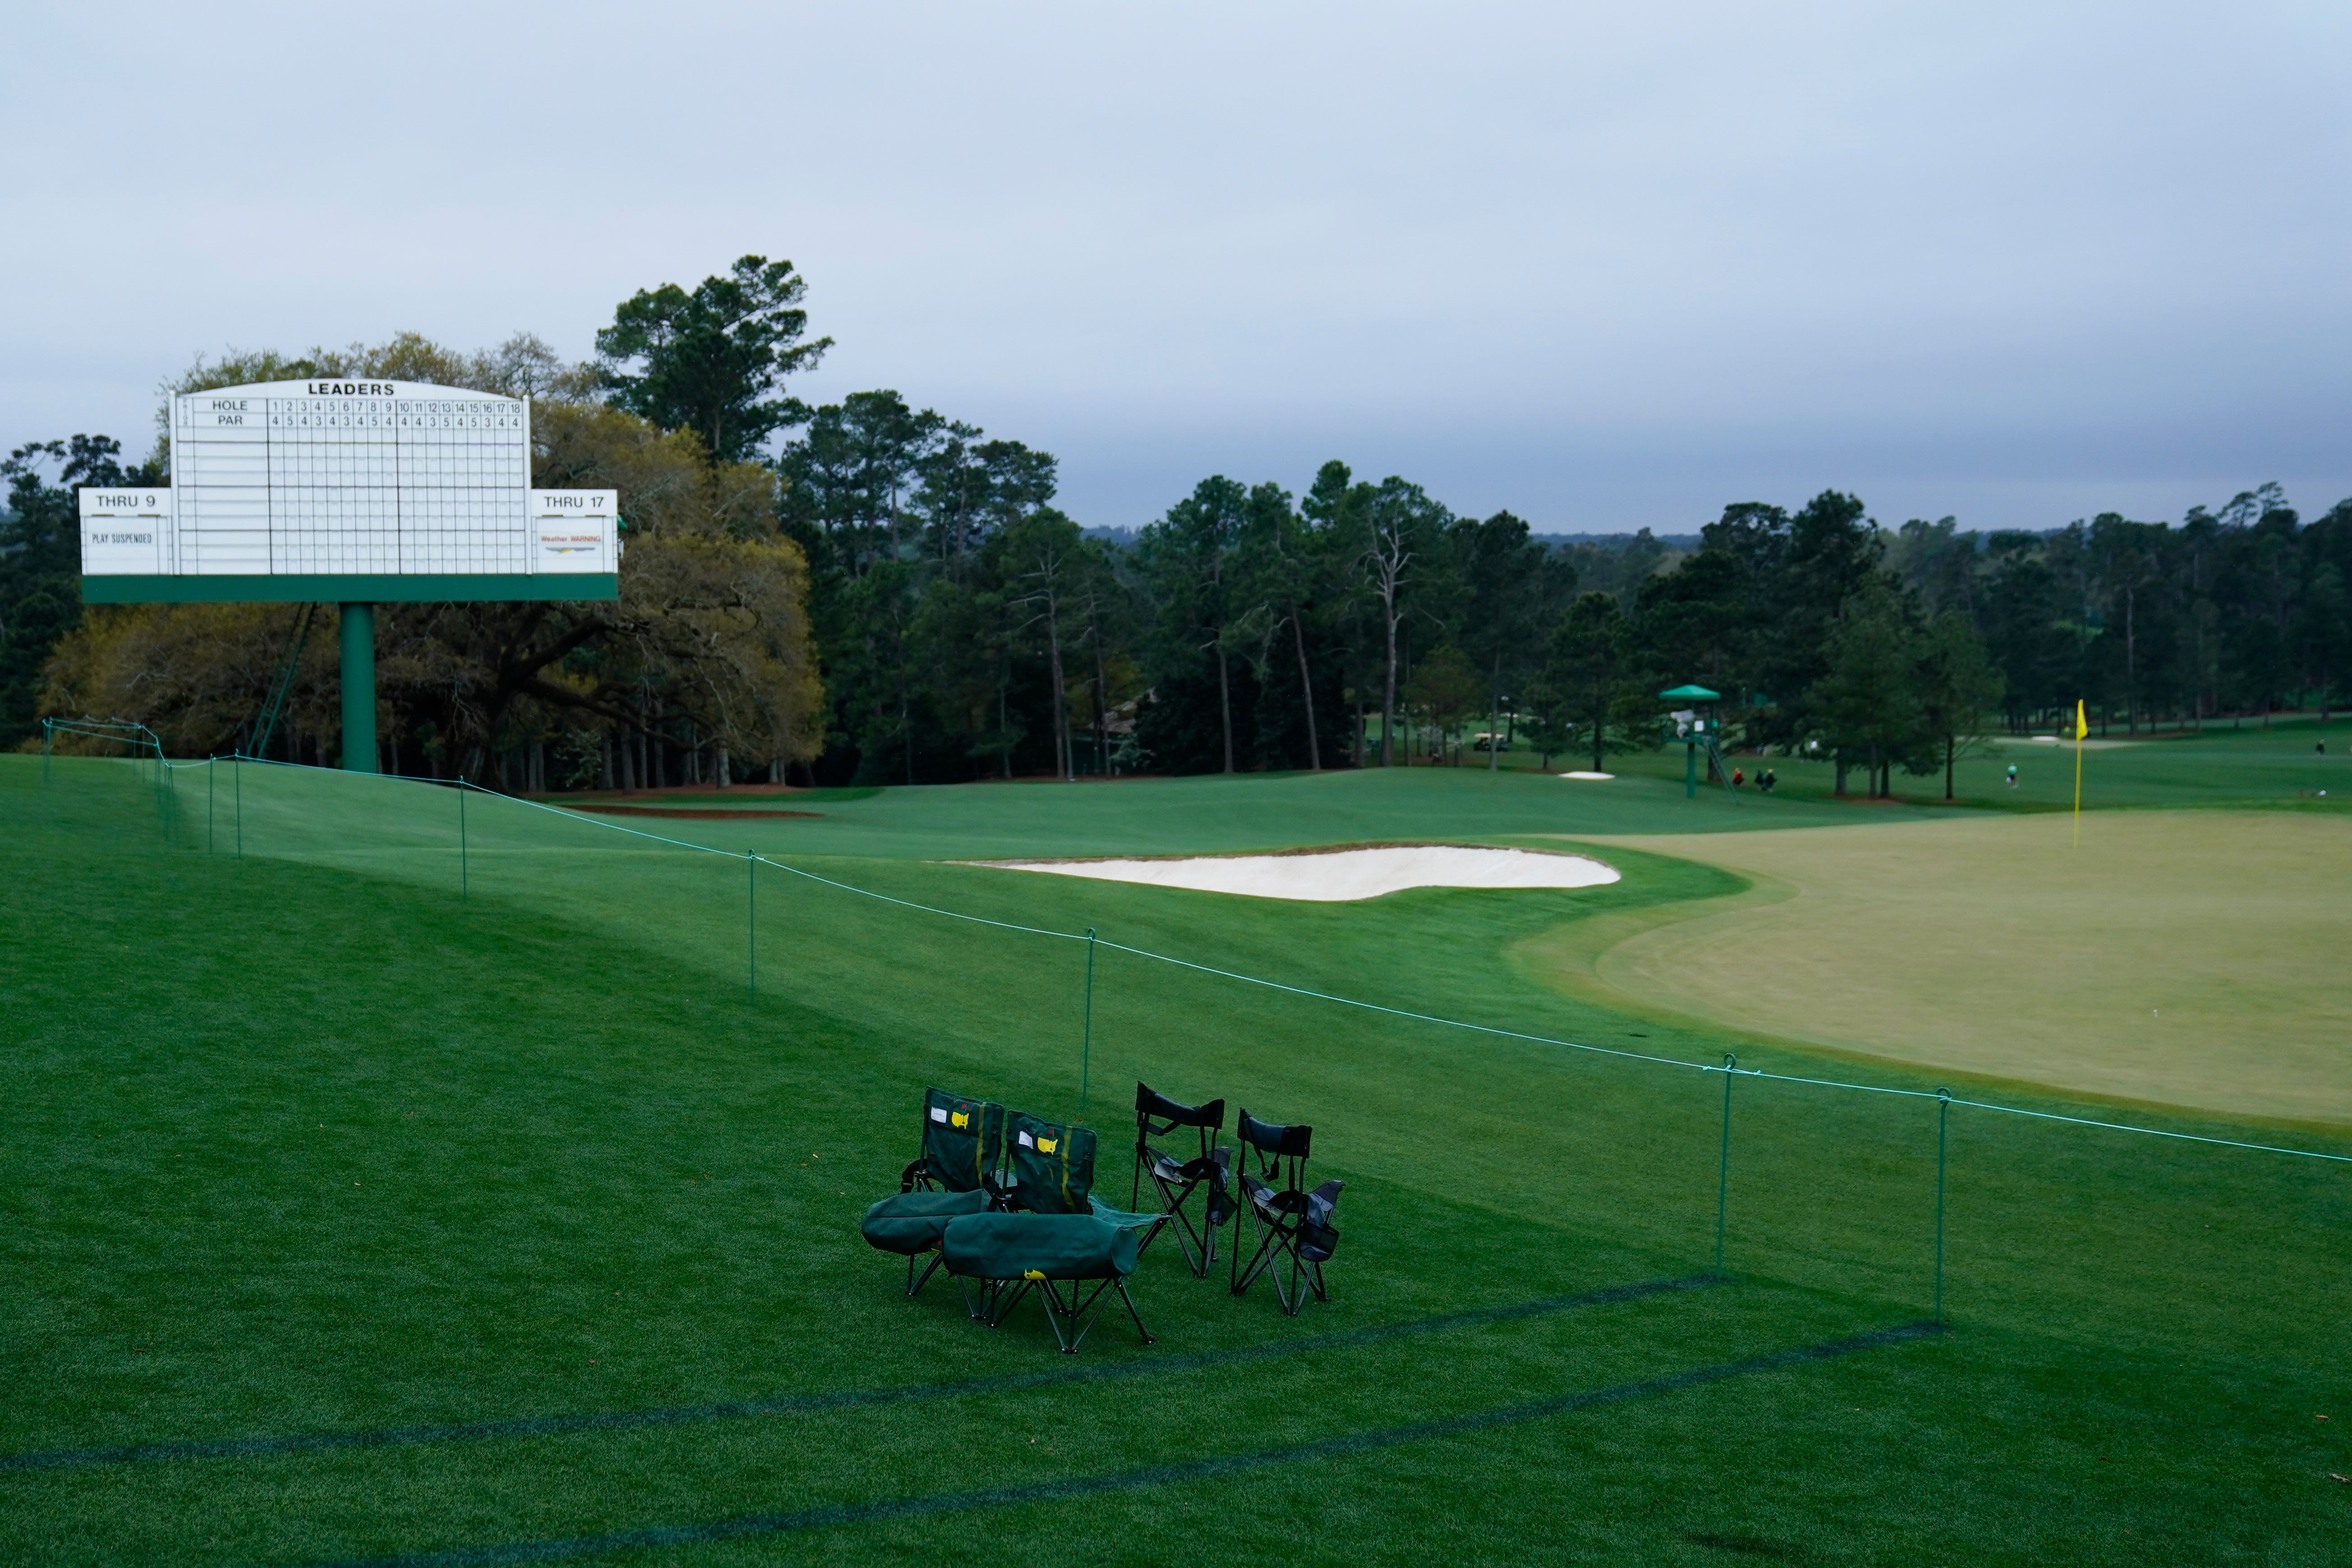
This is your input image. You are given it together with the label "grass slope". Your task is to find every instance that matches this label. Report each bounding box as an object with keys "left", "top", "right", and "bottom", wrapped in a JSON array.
[{"left": 2, "top": 757, "right": 2347, "bottom": 1565}]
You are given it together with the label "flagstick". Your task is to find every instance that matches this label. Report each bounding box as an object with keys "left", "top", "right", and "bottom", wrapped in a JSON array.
[
  {"left": 2072, "top": 701, "right": 2085, "bottom": 847},
  {"left": 2073, "top": 734, "right": 2082, "bottom": 845}
]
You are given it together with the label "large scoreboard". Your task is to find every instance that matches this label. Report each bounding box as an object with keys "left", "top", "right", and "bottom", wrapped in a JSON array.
[{"left": 78, "top": 379, "right": 618, "bottom": 603}]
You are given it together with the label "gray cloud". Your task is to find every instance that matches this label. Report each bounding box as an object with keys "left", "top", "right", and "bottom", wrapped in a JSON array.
[{"left": 7, "top": 1, "right": 2347, "bottom": 531}]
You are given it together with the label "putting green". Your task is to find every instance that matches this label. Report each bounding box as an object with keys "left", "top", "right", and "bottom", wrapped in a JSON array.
[{"left": 1531, "top": 811, "right": 2352, "bottom": 1125}]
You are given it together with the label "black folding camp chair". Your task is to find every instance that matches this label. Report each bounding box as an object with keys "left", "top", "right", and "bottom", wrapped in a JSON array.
[
  {"left": 1228, "top": 1109, "right": 1344, "bottom": 1316},
  {"left": 900, "top": 1087, "right": 1009, "bottom": 1197},
  {"left": 1131, "top": 1082, "right": 1231, "bottom": 1276}
]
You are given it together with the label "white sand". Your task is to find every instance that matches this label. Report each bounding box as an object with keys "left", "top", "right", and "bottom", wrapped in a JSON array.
[
  {"left": 1560, "top": 770, "right": 1615, "bottom": 780},
  {"left": 968, "top": 844, "right": 1620, "bottom": 902},
  {"left": 2004, "top": 736, "right": 2138, "bottom": 750}
]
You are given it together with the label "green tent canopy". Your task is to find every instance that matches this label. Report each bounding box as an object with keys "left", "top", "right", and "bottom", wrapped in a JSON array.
[{"left": 1658, "top": 684, "right": 1721, "bottom": 701}]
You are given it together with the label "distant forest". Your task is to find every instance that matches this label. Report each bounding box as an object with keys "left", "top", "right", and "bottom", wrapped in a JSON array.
[{"left": 6, "top": 256, "right": 2347, "bottom": 798}]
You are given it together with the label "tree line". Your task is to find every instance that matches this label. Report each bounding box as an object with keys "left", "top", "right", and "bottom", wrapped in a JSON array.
[{"left": 5, "top": 254, "right": 2346, "bottom": 797}]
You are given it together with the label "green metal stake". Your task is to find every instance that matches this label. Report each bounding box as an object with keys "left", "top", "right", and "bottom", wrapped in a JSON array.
[
  {"left": 41, "top": 721, "right": 51, "bottom": 789},
  {"left": 1934, "top": 1087, "right": 1951, "bottom": 1324},
  {"left": 208, "top": 757, "right": 216, "bottom": 853},
  {"left": 746, "top": 851, "right": 757, "bottom": 1000},
  {"left": 458, "top": 781, "right": 469, "bottom": 901},
  {"left": 1714, "top": 1051, "right": 1737, "bottom": 1275},
  {"left": 234, "top": 755, "right": 243, "bottom": 859},
  {"left": 1686, "top": 740, "right": 1697, "bottom": 799},
  {"left": 1080, "top": 927, "right": 1097, "bottom": 1107}
]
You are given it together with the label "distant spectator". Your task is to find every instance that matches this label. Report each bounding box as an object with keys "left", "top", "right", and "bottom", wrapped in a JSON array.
[
  {"left": 1760, "top": 768, "right": 1778, "bottom": 793},
  {"left": 2006, "top": 765, "right": 2018, "bottom": 789},
  {"left": 1732, "top": 767, "right": 1745, "bottom": 789}
]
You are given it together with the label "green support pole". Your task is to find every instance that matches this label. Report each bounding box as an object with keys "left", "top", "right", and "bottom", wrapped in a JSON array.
[
  {"left": 340, "top": 603, "right": 378, "bottom": 773},
  {"left": 42, "top": 721, "right": 51, "bottom": 789},
  {"left": 1934, "top": 1087, "right": 1951, "bottom": 1324},
  {"left": 234, "top": 755, "right": 243, "bottom": 859},
  {"left": 1686, "top": 740, "right": 1697, "bottom": 799},
  {"left": 1714, "top": 1051, "right": 1737, "bottom": 1275},
  {"left": 1081, "top": 927, "right": 1097, "bottom": 1107},
  {"left": 459, "top": 782, "right": 468, "bottom": 901},
  {"left": 747, "top": 851, "right": 757, "bottom": 1000},
  {"left": 208, "top": 757, "right": 216, "bottom": 853}
]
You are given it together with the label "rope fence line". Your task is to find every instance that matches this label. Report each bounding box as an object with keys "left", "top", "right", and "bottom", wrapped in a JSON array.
[{"left": 35, "top": 732, "right": 2352, "bottom": 1171}]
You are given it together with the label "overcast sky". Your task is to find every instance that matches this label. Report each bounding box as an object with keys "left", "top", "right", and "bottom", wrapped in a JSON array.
[{"left": 9, "top": 2, "right": 2348, "bottom": 534}]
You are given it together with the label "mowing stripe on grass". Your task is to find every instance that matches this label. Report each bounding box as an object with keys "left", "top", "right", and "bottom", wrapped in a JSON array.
[
  {"left": 305, "top": 1320, "right": 1942, "bottom": 1568},
  {"left": 0, "top": 1274, "right": 1717, "bottom": 1474}
]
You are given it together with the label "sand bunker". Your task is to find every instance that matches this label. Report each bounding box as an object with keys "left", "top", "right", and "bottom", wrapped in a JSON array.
[{"left": 971, "top": 845, "right": 1619, "bottom": 902}]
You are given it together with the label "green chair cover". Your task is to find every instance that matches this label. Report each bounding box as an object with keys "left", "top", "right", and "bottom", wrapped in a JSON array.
[
  {"left": 861, "top": 1189, "right": 990, "bottom": 1256},
  {"left": 1086, "top": 1195, "right": 1167, "bottom": 1233},
  {"left": 941, "top": 1212, "right": 1138, "bottom": 1282},
  {"left": 939, "top": 1211, "right": 1155, "bottom": 1351}
]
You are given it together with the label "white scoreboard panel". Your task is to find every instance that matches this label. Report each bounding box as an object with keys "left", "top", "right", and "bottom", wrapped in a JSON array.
[
  {"left": 173, "top": 379, "right": 530, "bottom": 574},
  {"left": 78, "top": 378, "right": 618, "bottom": 603}
]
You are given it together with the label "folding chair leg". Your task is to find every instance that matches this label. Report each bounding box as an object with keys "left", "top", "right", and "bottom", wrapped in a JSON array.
[
  {"left": 957, "top": 1273, "right": 1003, "bottom": 1322},
  {"left": 1231, "top": 1210, "right": 1284, "bottom": 1300},
  {"left": 1150, "top": 1179, "right": 1215, "bottom": 1277},
  {"left": 1127, "top": 1212, "right": 1176, "bottom": 1269},
  {"left": 1038, "top": 1278, "right": 1112, "bottom": 1353},
  {"left": 985, "top": 1277, "right": 1031, "bottom": 1328},
  {"left": 1112, "top": 1277, "right": 1155, "bottom": 1345},
  {"left": 906, "top": 1250, "right": 946, "bottom": 1298}
]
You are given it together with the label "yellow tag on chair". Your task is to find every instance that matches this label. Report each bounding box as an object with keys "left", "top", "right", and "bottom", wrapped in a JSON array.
[
  {"left": 951, "top": 1110, "right": 970, "bottom": 1130},
  {"left": 1038, "top": 1136, "right": 1058, "bottom": 1154},
  {"left": 1024, "top": 1269, "right": 1046, "bottom": 1281}
]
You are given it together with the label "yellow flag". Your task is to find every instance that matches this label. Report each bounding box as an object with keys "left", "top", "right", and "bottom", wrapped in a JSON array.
[{"left": 2075, "top": 700, "right": 2088, "bottom": 740}]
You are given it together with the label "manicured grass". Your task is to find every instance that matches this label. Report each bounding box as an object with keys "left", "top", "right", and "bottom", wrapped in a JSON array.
[
  {"left": 3, "top": 756, "right": 2347, "bottom": 1565},
  {"left": 1153, "top": 714, "right": 2352, "bottom": 818},
  {"left": 534, "top": 759, "right": 1958, "bottom": 862},
  {"left": 1547, "top": 810, "right": 2352, "bottom": 1123},
  {"left": 1666, "top": 715, "right": 2352, "bottom": 812}
]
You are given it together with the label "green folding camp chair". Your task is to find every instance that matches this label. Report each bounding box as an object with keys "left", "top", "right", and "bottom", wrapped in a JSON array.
[
  {"left": 941, "top": 1211, "right": 1154, "bottom": 1351},
  {"left": 900, "top": 1087, "right": 1009, "bottom": 1196},
  {"left": 860, "top": 1187, "right": 991, "bottom": 1296},
  {"left": 1006, "top": 1107, "right": 1169, "bottom": 1254},
  {"left": 1131, "top": 1082, "right": 1231, "bottom": 1277},
  {"left": 1229, "top": 1109, "right": 1345, "bottom": 1316},
  {"left": 1005, "top": 1110, "right": 1096, "bottom": 1214}
]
